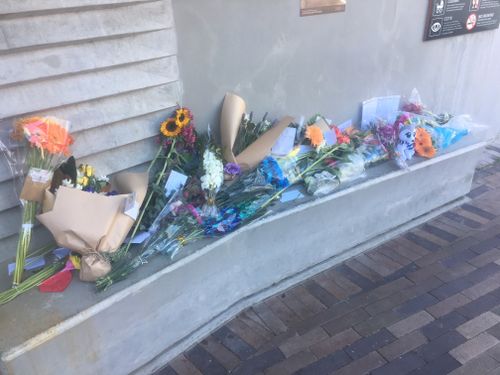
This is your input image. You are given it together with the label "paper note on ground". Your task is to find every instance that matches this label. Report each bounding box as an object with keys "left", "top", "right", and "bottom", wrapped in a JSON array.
[
  {"left": 131, "top": 231, "right": 151, "bottom": 244},
  {"left": 281, "top": 189, "right": 304, "bottom": 203},
  {"left": 8, "top": 256, "right": 46, "bottom": 275},
  {"left": 361, "top": 96, "right": 401, "bottom": 130},
  {"left": 272, "top": 127, "right": 297, "bottom": 156},
  {"left": 165, "top": 171, "right": 188, "bottom": 197}
]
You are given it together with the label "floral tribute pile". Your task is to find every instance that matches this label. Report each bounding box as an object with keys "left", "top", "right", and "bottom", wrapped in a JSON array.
[{"left": 0, "top": 90, "right": 476, "bottom": 304}]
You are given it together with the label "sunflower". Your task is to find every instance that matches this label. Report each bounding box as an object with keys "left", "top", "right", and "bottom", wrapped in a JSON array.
[
  {"left": 305, "top": 125, "right": 325, "bottom": 148},
  {"left": 415, "top": 128, "right": 436, "bottom": 158},
  {"left": 160, "top": 118, "right": 182, "bottom": 137},
  {"left": 175, "top": 108, "right": 192, "bottom": 128}
]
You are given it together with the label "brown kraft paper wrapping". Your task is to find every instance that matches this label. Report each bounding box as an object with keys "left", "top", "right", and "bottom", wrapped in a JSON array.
[
  {"left": 20, "top": 169, "right": 53, "bottom": 202},
  {"left": 220, "top": 93, "right": 294, "bottom": 171},
  {"left": 79, "top": 254, "right": 111, "bottom": 282}
]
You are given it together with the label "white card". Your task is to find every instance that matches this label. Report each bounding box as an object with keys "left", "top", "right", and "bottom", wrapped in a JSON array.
[
  {"left": 361, "top": 96, "right": 401, "bottom": 130},
  {"left": 165, "top": 171, "right": 188, "bottom": 197},
  {"left": 272, "top": 128, "right": 297, "bottom": 156}
]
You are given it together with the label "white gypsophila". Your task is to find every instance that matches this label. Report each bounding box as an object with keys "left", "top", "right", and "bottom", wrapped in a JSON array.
[
  {"left": 99, "top": 175, "right": 109, "bottom": 183},
  {"left": 201, "top": 150, "right": 223, "bottom": 191}
]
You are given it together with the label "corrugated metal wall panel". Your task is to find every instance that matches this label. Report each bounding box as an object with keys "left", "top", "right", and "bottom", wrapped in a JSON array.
[{"left": 0, "top": 0, "right": 180, "bottom": 263}]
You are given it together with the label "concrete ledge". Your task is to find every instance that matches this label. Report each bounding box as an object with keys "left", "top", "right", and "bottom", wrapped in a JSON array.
[{"left": 0, "top": 141, "right": 486, "bottom": 375}]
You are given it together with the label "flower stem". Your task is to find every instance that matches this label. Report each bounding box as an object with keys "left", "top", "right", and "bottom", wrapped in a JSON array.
[
  {"left": 120, "top": 139, "right": 177, "bottom": 257},
  {"left": 12, "top": 201, "right": 38, "bottom": 287}
]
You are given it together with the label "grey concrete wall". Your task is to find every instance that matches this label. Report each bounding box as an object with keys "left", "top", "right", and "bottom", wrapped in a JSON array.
[
  {"left": 172, "top": 0, "right": 500, "bottom": 134},
  {"left": 0, "top": 0, "right": 180, "bottom": 263}
]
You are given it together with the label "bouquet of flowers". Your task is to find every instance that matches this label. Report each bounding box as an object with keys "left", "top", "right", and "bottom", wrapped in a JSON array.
[
  {"left": 200, "top": 148, "right": 224, "bottom": 218},
  {"left": 10, "top": 116, "right": 73, "bottom": 286}
]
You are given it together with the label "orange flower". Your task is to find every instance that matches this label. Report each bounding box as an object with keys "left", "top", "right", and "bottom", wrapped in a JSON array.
[
  {"left": 415, "top": 128, "right": 436, "bottom": 158},
  {"left": 15, "top": 117, "right": 73, "bottom": 156},
  {"left": 305, "top": 125, "right": 325, "bottom": 148}
]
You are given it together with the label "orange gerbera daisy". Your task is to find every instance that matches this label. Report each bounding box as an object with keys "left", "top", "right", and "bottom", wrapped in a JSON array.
[
  {"left": 305, "top": 125, "right": 325, "bottom": 148},
  {"left": 415, "top": 128, "right": 436, "bottom": 158}
]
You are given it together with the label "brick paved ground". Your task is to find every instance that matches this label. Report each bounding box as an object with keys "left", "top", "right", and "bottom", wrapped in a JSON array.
[{"left": 156, "top": 147, "right": 500, "bottom": 375}]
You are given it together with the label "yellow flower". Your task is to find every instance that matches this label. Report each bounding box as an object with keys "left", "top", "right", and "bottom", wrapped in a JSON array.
[
  {"left": 82, "top": 176, "right": 89, "bottom": 187},
  {"left": 175, "top": 108, "right": 191, "bottom": 128},
  {"left": 160, "top": 118, "right": 182, "bottom": 137},
  {"left": 85, "top": 165, "right": 94, "bottom": 177}
]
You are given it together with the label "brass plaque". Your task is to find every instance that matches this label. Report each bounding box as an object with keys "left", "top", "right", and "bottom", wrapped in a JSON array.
[{"left": 300, "top": 0, "right": 346, "bottom": 16}]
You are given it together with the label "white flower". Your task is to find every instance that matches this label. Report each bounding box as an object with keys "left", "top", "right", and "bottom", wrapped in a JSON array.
[{"left": 201, "top": 150, "right": 224, "bottom": 191}]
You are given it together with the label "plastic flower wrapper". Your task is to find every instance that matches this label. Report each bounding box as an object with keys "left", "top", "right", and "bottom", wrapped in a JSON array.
[
  {"left": 96, "top": 200, "right": 204, "bottom": 291},
  {"left": 337, "top": 153, "right": 366, "bottom": 184},
  {"left": 259, "top": 157, "right": 290, "bottom": 189},
  {"left": 6, "top": 116, "right": 74, "bottom": 286},
  {"left": 304, "top": 171, "right": 340, "bottom": 196},
  {"left": 200, "top": 149, "right": 224, "bottom": 219},
  {"left": 356, "top": 133, "right": 389, "bottom": 166},
  {"left": 421, "top": 124, "right": 468, "bottom": 151}
]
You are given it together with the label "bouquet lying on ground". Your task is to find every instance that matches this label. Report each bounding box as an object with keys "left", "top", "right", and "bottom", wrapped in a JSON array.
[{"left": 9, "top": 117, "right": 73, "bottom": 286}]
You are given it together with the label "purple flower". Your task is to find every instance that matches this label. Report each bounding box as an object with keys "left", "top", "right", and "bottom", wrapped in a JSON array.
[{"left": 224, "top": 163, "right": 241, "bottom": 176}]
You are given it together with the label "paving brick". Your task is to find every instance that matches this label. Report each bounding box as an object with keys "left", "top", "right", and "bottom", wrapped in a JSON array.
[
  {"left": 265, "top": 351, "right": 316, "bottom": 375},
  {"left": 336, "top": 263, "right": 378, "bottom": 290},
  {"left": 279, "top": 327, "right": 329, "bottom": 358},
  {"left": 450, "top": 333, "right": 499, "bottom": 364},
  {"left": 456, "top": 293, "right": 500, "bottom": 319},
  {"left": 326, "top": 269, "right": 363, "bottom": 294},
  {"left": 406, "top": 262, "right": 447, "bottom": 283},
  {"left": 408, "top": 353, "right": 461, "bottom": 375},
  {"left": 352, "top": 310, "right": 401, "bottom": 336},
  {"left": 295, "top": 300, "right": 358, "bottom": 335},
  {"left": 371, "top": 352, "right": 426, "bottom": 375},
  {"left": 227, "top": 319, "right": 269, "bottom": 350},
  {"left": 457, "top": 312, "right": 500, "bottom": 339},
  {"left": 232, "top": 348, "right": 285, "bottom": 375},
  {"left": 252, "top": 303, "right": 288, "bottom": 335},
  {"left": 468, "top": 185, "right": 491, "bottom": 199},
  {"left": 309, "top": 328, "right": 361, "bottom": 359},
  {"left": 289, "top": 286, "right": 327, "bottom": 315},
  {"left": 436, "top": 262, "right": 477, "bottom": 283},
  {"left": 200, "top": 336, "right": 241, "bottom": 371},
  {"left": 169, "top": 354, "right": 203, "bottom": 375},
  {"left": 469, "top": 248, "right": 500, "bottom": 268},
  {"left": 441, "top": 249, "right": 478, "bottom": 268},
  {"left": 415, "top": 331, "right": 467, "bottom": 362},
  {"left": 153, "top": 365, "right": 177, "bottom": 375},
  {"left": 212, "top": 326, "right": 256, "bottom": 360},
  {"left": 265, "top": 296, "right": 301, "bottom": 328},
  {"left": 278, "top": 292, "right": 313, "bottom": 321},
  {"left": 444, "top": 211, "right": 482, "bottom": 229},
  {"left": 486, "top": 343, "right": 500, "bottom": 362},
  {"left": 351, "top": 277, "right": 414, "bottom": 308},
  {"left": 185, "top": 345, "right": 227, "bottom": 375},
  {"left": 379, "top": 330, "right": 428, "bottom": 361},
  {"left": 304, "top": 280, "right": 338, "bottom": 308},
  {"left": 356, "top": 253, "right": 396, "bottom": 277},
  {"left": 462, "top": 274, "right": 500, "bottom": 300},
  {"left": 365, "top": 291, "right": 412, "bottom": 316},
  {"left": 322, "top": 308, "right": 370, "bottom": 336},
  {"left": 384, "top": 263, "right": 420, "bottom": 283},
  {"left": 345, "top": 328, "right": 396, "bottom": 359},
  {"left": 295, "top": 349, "right": 351, "bottom": 375},
  {"left": 405, "top": 232, "right": 441, "bottom": 252},
  {"left": 448, "top": 353, "right": 500, "bottom": 375},
  {"left": 395, "top": 293, "right": 439, "bottom": 315},
  {"left": 430, "top": 278, "right": 473, "bottom": 301},
  {"left": 462, "top": 203, "right": 497, "bottom": 220},
  {"left": 313, "top": 273, "right": 351, "bottom": 300},
  {"left": 421, "top": 311, "right": 468, "bottom": 340},
  {"left": 378, "top": 245, "right": 413, "bottom": 266},
  {"left": 427, "top": 293, "right": 472, "bottom": 318},
  {"left": 422, "top": 223, "right": 459, "bottom": 242},
  {"left": 367, "top": 251, "right": 403, "bottom": 273},
  {"left": 465, "top": 263, "right": 500, "bottom": 283},
  {"left": 470, "top": 237, "right": 500, "bottom": 254},
  {"left": 334, "top": 351, "right": 386, "bottom": 375},
  {"left": 387, "top": 311, "right": 435, "bottom": 338}
]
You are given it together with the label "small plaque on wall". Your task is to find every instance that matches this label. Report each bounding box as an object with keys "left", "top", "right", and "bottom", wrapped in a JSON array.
[
  {"left": 425, "top": 0, "right": 500, "bottom": 40},
  {"left": 300, "top": 0, "right": 346, "bottom": 16}
]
